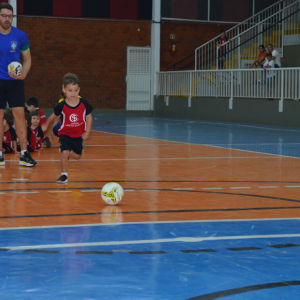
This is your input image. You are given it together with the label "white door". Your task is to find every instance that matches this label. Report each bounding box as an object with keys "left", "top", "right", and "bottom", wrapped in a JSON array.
[{"left": 126, "top": 47, "right": 151, "bottom": 111}]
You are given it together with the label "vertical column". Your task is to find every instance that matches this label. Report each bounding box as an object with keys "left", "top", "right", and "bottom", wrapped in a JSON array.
[
  {"left": 150, "top": 0, "right": 161, "bottom": 110},
  {"left": 9, "top": 0, "right": 17, "bottom": 27}
]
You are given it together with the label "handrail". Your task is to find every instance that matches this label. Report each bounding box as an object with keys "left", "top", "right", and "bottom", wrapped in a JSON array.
[
  {"left": 195, "top": 0, "right": 288, "bottom": 53},
  {"left": 157, "top": 67, "right": 300, "bottom": 112},
  {"left": 166, "top": 53, "right": 194, "bottom": 71},
  {"left": 216, "top": 0, "right": 299, "bottom": 53},
  {"left": 195, "top": 0, "right": 299, "bottom": 70}
]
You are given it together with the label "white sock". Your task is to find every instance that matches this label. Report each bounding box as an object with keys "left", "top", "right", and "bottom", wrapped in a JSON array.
[
  {"left": 0, "top": 151, "right": 2, "bottom": 156},
  {"left": 21, "top": 150, "right": 27, "bottom": 156},
  {"left": 61, "top": 172, "right": 68, "bottom": 177}
]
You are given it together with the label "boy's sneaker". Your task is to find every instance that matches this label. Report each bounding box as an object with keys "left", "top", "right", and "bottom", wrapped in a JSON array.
[
  {"left": 0, "top": 155, "right": 5, "bottom": 166},
  {"left": 19, "top": 151, "right": 37, "bottom": 167},
  {"left": 57, "top": 175, "right": 68, "bottom": 183},
  {"left": 44, "top": 136, "right": 51, "bottom": 148}
]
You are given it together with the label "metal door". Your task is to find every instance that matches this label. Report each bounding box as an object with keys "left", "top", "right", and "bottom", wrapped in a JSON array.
[{"left": 126, "top": 47, "right": 151, "bottom": 110}]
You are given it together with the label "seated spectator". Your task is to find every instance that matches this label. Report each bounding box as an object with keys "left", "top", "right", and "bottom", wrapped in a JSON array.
[
  {"left": 216, "top": 30, "right": 229, "bottom": 69},
  {"left": 250, "top": 45, "right": 267, "bottom": 69},
  {"left": 30, "top": 111, "right": 44, "bottom": 150},
  {"left": 2, "top": 112, "right": 18, "bottom": 154},
  {"left": 263, "top": 53, "right": 275, "bottom": 100},
  {"left": 267, "top": 44, "right": 281, "bottom": 68}
]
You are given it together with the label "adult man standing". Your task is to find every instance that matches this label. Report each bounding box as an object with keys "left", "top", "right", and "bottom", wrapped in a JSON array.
[
  {"left": 0, "top": 2, "right": 36, "bottom": 166},
  {"left": 267, "top": 44, "right": 281, "bottom": 68}
]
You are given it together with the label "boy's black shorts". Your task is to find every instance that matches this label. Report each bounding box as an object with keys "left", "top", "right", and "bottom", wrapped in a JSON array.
[
  {"left": 59, "top": 135, "right": 83, "bottom": 155},
  {"left": 3, "top": 145, "right": 14, "bottom": 153},
  {"left": 0, "top": 80, "right": 25, "bottom": 109}
]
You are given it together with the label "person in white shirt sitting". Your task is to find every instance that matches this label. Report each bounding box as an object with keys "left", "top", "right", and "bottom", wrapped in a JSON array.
[
  {"left": 263, "top": 52, "right": 275, "bottom": 100},
  {"left": 267, "top": 44, "right": 281, "bottom": 68}
]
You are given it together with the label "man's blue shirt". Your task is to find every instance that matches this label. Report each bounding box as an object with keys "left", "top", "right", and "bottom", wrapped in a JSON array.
[{"left": 0, "top": 26, "right": 30, "bottom": 80}]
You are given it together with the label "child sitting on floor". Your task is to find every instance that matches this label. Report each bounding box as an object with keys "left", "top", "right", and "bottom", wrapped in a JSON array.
[
  {"left": 26, "top": 96, "right": 51, "bottom": 148},
  {"left": 30, "top": 111, "right": 45, "bottom": 150}
]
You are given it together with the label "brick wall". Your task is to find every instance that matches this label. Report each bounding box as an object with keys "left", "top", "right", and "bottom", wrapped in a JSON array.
[
  {"left": 160, "top": 21, "right": 232, "bottom": 71},
  {"left": 18, "top": 17, "right": 151, "bottom": 109},
  {"left": 17, "top": 17, "right": 233, "bottom": 109}
]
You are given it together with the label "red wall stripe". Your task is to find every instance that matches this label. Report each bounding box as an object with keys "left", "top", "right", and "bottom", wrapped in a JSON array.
[
  {"left": 171, "top": 0, "right": 198, "bottom": 20},
  {"left": 110, "top": 0, "right": 138, "bottom": 20},
  {"left": 223, "top": 0, "right": 250, "bottom": 22},
  {"left": 17, "top": 0, "right": 24, "bottom": 15},
  {"left": 53, "top": 0, "right": 82, "bottom": 18}
]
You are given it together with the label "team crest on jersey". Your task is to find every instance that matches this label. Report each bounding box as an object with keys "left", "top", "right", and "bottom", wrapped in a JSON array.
[
  {"left": 70, "top": 114, "right": 78, "bottom": 123},
  {"left": 11, "top": 41, "right": 17, "bottom": 52}
]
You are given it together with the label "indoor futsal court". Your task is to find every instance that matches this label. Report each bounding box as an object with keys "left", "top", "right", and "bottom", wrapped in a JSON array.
[{"left": 1, "top": 116, "right": 300, "bottom": 299}]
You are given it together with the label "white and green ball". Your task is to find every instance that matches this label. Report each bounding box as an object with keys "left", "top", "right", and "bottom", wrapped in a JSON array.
[{"left": 101, "top": 182, "right": 124, "bottom": 205}]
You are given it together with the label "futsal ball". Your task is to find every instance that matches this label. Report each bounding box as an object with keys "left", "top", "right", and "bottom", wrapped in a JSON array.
[
  {"left": 101, "top": 182, "right": 124, "bottom": 205},
  {"left": 8, "top": 61, "right": 23, "bottom": 75}
]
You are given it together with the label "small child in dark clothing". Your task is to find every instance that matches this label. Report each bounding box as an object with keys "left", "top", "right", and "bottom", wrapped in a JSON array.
[
  {"left": 26, "top": 96, "right": 51, "bottom": 148},
  {"left": 17, "top": 113, "right": 36, "bottom": 153},
  {"left": 2, "top": 112, "right": 17, "bottom": 154},
  {"left": 30, "top": 111, "right": 44, "bottom": 150}
]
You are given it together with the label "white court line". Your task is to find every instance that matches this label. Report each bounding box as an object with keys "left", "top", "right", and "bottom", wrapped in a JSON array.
[
  {"left": 12, "top": 179, "right": 29, "bottom": 181},
  {"left": 230, "top": 187, "right": 251, "bottom": 189},
  {"left": 124, "top": 190, "right": 135, "bottom": 192},
  {"left": 15, "top": 191, "right": 39, "bottom": 194},
  {"left": 4, "top": 233, "right": 300, "bottom": 251},
  {"left": 48, "top": 191, "right": 72, "bottom": 193},
  {"left": 35, "top": 157, "right": 275, "bottom": 162},
  {"left": 92, "top": 130, "right": 300, "bottom": 160},
  {"left": 171, "top": 188, "right": 194, "bottom": 191},
  {"left": 202, "top": 187, "right": 223, "bottom": 190},
  {"left": 0, "top": 192, "right": 6, "bottom": 194},
  {"left": 0, "top": 218, "right": 299, "bottom": 231},
  {"left": 258, "top": 186, "right": 278, "bottom": 189},
  {"left": 285, "top": 186, "right": 300, "bottom": 188},
  {"left": 81, "top": 190, "right": 102, "bottom": 193}
]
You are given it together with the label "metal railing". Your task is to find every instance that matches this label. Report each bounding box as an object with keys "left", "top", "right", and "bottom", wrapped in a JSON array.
[
  {"left": 157, "top": 68, "right": 300, "bottom": 112},
  {"left": 195, "top": 0, "right": 299, "bottom": 70}
]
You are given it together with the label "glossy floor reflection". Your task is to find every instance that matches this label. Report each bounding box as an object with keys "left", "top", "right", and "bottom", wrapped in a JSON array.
[{"left": 0, "top": 116, "right": 300, "bottom": 299}]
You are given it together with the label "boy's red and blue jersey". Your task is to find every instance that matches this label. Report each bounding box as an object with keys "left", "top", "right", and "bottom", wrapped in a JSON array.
[
  {"left": 216, "top": 36, "right": 229, "bottom": 51},
  {"left": 3, "top": 127, "right": 16, "bottom": 151},
  {"left": 53, "top": 98, "right": 93, "bottom": 138},
  {"left": 32, "top": 125, "right": 44, "bottom": 150},
  {"left": 0, "top": 26, "right": 30, "bottom": 80}
]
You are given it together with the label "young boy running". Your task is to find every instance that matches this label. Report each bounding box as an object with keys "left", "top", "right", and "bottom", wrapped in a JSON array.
[
  {"left": 30, "top": 111, "right": 44, "bottom": 150},
  {"left": 45, "top": 74, "right": 93, "bottom": 183}
]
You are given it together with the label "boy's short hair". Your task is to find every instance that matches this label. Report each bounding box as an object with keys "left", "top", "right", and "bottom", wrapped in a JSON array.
[
  {"left": 259, "top": 45, "right": 265, "bottom": 50},
  {"left": 25, "top": 113, "right": 32, "bottom": 126},
  {"left": 26, "top": 96, "right": 39, "bottom": 108},
  {"left": 0, "top": 2, "right": 13, "bottom": 13},
  {"left": 220, "top": 29, "right": 226, "bottom": 34},
  {"left": 267, "top": 44, "right": 273, "bottom": 48},
  {"left": 3, "top": 112, "right": 14, "bottom": 128},
  {"left": 29, "top": 111, "right": 41, "bottom": 118},
  {"left": 266, "top": 52, "right": 272, "bottom": 57}
]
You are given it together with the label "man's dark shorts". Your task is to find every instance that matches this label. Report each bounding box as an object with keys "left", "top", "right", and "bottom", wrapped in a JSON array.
[
  {"left": 0, "top": 80, "right": 25, "bottom": 109},
  {"left": 59, "top": 135, "right": 83, "bottom": 155}
]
